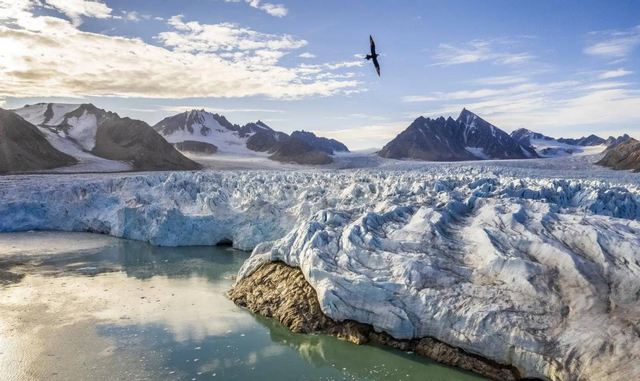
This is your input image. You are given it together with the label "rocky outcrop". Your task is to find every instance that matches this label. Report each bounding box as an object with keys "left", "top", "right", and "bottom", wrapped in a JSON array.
[
  {"left": 597, "top": 138, "right": 640, "bottom": 172},
  {"left": 290, "top": 130, "right": 349, "bottom": 155},
  {"left": 229, "top": 262, "right": 521, "bottom": 381},
  {"left": 0, "top": 108, "right": 77, "bottom": 173},
  {"left": 172, "top": 140, "right": 218, "bottom": 155},
  {"left": 268, "top": 137, "right": 333, "bottom": 165}
]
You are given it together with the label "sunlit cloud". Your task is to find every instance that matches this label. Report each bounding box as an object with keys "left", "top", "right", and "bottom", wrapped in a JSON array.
[
  {"left": 298, "top": 52, "right": 315, "bottom": 58},
  {"left": 0, "top": 4, "right": 361, "bottom": 100},
  {"left": 44, "top": 0, "right": 113, "bottom": 26}
]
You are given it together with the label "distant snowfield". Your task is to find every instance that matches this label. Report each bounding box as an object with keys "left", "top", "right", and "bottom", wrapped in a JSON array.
[{"left": 1, "top": 155, "right": 639, "bottom": 381}]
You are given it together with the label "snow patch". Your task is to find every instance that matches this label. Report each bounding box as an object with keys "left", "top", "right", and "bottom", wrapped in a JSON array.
[{"left": 465, "top": 146, "right": 492, "bottom": 160}]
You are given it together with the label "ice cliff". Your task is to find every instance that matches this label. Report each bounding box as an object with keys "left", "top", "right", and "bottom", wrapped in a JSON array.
[{"left": 1, "top": 167, "right": 640, "bottom": 380}]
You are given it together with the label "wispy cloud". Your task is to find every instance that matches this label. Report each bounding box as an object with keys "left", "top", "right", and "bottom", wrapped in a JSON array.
[
  {"left": 431, "top": 38, "right": 534, "bottom": 67},
  {"left": 472, "top": 75, "right": 530, "bottom": 86},
  {"left": 298, "top": 52, "right": 315, "bottom": 58},
  {"left": 584, "top": 25, "right": 640, "bottom": 60},
  {"left": 597, "top": 68, "right": 634, "bottom": 79},
  {"left": 222, "top": 0, "right": 288, "bottom": 17}
]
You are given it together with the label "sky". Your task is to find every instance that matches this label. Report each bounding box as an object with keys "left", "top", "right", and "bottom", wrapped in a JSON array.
[{"left": 1, "top": 0, "right": 639, "bottom": 150}]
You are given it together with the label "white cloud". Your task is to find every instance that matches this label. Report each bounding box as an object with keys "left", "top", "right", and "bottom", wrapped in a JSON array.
[
  {"left": 222, "top": 0, "right": 288, "bottom": 17},
  {"left": 431, "top": 39, "right": 534, "bottom": 67},
  {"left": 124, "top": 11, "right": 139, "bottom": 22},
  {"left": 584, "top": 25, "right": 640, "bottom": 59},
  {"left": 0, "top": 9, "right": 361, "bottom": 100},
  {"left": 159, "top": 15, "right": 306, "bottom": 53},
  {"left": 597, "top": 68, "right": 634, "bottom": 79},
  {"left": 299, "top": 52, "right": 315, "bottom": 58},
  {"left": 43, "top": 0, "right": 112, "bottom": 26}
]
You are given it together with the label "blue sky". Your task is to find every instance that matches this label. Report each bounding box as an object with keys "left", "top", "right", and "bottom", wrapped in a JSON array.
[{"left": 1, "top": 0, "right": 639, "bottom": 149}]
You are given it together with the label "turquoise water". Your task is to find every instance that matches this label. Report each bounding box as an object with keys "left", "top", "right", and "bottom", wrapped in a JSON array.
[{"left": 0, "top": 232, "right": 486, "bottom": 381}]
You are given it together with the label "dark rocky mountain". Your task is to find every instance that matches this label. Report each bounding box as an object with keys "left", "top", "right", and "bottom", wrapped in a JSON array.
[
  {"left": 379, "top": 116, "right": 477, "bottom": 161},
  {"left": 457, "top": 109, "right": 536, "bottom": 159},
  {"left": 557, "top": 135, "right": 606, "bottom": 147},
  {"left": 597, "top": 138, "right": 640, "bottom": 172},
  {"left": 604, "top": 134, "right": 631, "bottom": 150},
  {"left": 379, "top": 109, "right": 535, "bottom": 161},
  {"left": 0, "top": 108, "right": 77, "bottom": 173},
  {"left": 14, "top": 103, "right": 201, "bottom": 171},
  {"left": 268, "top": 137, "right": 333, "bottom": 165},
  {"left": 85, "top": 105, "right": 201, "bottom": 171},
  {"left": 290, "top": 130, "right": 349, "bottom": 155}
]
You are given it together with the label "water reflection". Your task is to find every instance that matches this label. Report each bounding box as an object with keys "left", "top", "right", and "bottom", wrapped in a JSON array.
[{"left": 0, "top": 232, "right": 486, "bottom": 381}]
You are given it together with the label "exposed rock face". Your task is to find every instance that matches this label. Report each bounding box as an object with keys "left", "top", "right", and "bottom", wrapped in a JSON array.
[
  {"left": 379, "top": 109, "right": 535, "bottom": 161},
  {"left": 229, "top": 262, "right": 520, "bottom": 381},
  {"left": 0, "top": 108, "right": 77, "bottom": 173},
  {"left": 290, "top": 130, "right": 349, "bottom": 155},
  {"left": 457, "top": 109, "right": 535, "bottom": 159},
  {"left": 597, "top": 138, "right": 640, "bottom": 172},
  {"left": 172, "top": 140, "right": 218, "bottom": 155},
  {"left": 268, "top": 137, "right": 333, "bottom": 165}
]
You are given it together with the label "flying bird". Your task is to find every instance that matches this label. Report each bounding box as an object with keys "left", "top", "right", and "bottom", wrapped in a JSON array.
[{"left": 365, "top": 35, "right": 381, "bottom": 76}]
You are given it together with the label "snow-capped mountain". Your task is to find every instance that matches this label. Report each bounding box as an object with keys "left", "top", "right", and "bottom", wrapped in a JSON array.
[
  {"left": 153, "top": 110, "right": 346, "bottom": 165},
  {"left": 290, "top": 131, "right": 349, "bottom": 155},
  {"left": 153, "top": 111, "right": 290, "bottom": 156},
  {"left": 13, "top": 103, "right": 200, "bottom": 172},
  {"left": 0, "top": 108, "right": 77, "bottom": 173},
  {"left": 510, "top": 128, "right": 631, "bottom": 158},
  {"left": 379, "top": 109, "right": 534, "bottom": 161}
]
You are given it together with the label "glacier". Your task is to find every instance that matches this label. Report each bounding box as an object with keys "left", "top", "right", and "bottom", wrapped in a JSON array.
[{"left": 1, "top": 161, "right": 640, "bottom": 380}]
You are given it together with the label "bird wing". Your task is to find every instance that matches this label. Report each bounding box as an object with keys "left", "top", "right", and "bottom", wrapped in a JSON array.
[
  {"left": 370, "top": 35, "right": 376, "bottom": 55},
  {"left": 372, "top": 56, "right": 380, "bottom": 76}
]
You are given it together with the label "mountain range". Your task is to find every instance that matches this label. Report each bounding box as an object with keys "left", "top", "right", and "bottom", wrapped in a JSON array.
[
  {"left": 380, "top": 108, "right": 631, "bottom": 161},
  {"left": 0, "top": 103, "right": 636, "bottom": 174},
  {"left": 8, "top": 103, "right": 201, "bottom": 173},
  {"left": 152, "top": 110, "right": 349, "bottom": 165},
  {"left": 379, "top": 109, "right": 537, "bottom": 161}
]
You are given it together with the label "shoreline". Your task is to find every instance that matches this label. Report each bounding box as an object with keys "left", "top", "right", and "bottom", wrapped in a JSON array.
[{"left": 228, "top": 262, "right": 529, "bottom": 381}]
